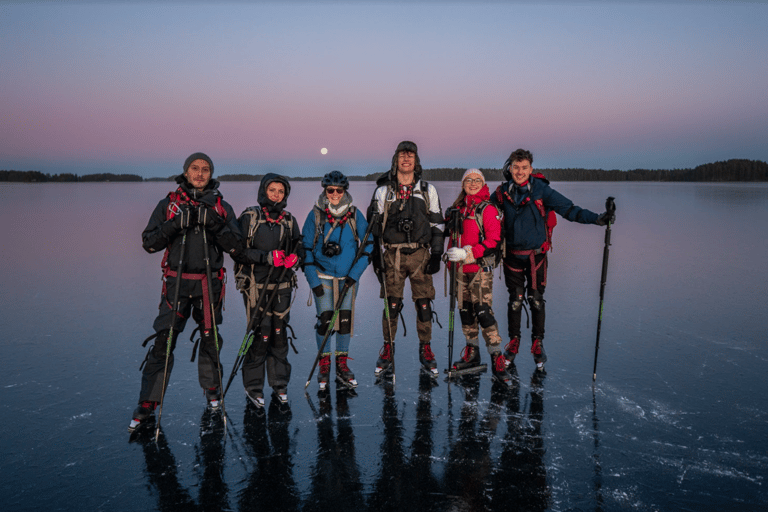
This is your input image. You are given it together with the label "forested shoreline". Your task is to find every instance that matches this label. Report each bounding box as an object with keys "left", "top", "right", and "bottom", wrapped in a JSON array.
[{"left": 2, "top": 158, "right": 766, "bottom": 183}]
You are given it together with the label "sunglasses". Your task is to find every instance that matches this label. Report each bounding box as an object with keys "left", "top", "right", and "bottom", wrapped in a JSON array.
[{"left": 326, "top": 187, "right": 345, "bottom": 195}]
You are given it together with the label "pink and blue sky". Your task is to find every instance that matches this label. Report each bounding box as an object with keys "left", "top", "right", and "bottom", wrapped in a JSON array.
[{"left": 2, "top": 1, "right": 767, "bottom": 178}]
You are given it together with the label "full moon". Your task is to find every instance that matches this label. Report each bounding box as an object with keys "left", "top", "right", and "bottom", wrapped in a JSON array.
[{"left": 321, "top": 148, "right": 328, "bottom": 155}]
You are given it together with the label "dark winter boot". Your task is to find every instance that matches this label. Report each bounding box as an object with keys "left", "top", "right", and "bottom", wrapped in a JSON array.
[
  {"left": 419, "top": 343, "right": 438, "bottom": 377},
  {"left": 492, "top": 352, "right": 512, "bottom": 385},
  {"left": 531, "top": 336, "right": 547, "bottom": 372},
  {"left": 318, "top": 354, "right": 331, "bottom": 391},
  {"left": 375, "top": 342, "right": 394, "bottom": 376},
  {"left": 504, "top": 337, "right": 520, "bottom": 366},
  {"left": 204, "top": 387, "right": 221, "bottom": 409},
  {"left": 335, "top": 353, "right": 358, "bottom": 388},
  {"left": 452, "top": 344, "right": 481, "bottom": 371},
  {"left": 129, "top": 401, "right": 157, "bottom": 432}
]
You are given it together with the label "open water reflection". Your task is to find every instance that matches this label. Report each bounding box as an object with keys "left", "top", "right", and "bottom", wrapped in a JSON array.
[{"left": 1, "top": 181, "right": 767, "bottom": 511}]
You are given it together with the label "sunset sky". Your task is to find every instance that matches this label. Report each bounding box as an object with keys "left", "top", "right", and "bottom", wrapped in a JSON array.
[{"left": 2, "top": 1, "right": 767, "bottom": 178}]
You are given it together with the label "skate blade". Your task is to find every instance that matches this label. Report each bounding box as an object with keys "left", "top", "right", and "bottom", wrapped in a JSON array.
[
  {"left": 444, "top": 364, "right": 488, "bottom": 378},
  {"left": 374, "top": 372, "right": 395, "bottom": 386},
  {"left": 246, "top": 393, "right": 265, "bottom": 409},
  {"left": 335, "top": 374, "right": 358, "bottom": 389},
  {"left": 128, "top": 419, "right": 141, "bottom": 432},
  {"left": 421, "top": 366, "right": 439, "bottom": 379}
]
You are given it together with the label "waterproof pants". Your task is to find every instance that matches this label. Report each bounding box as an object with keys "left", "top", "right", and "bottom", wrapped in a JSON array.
[{"left": 242, "top": 286, "right": 292, "bottom": 396}]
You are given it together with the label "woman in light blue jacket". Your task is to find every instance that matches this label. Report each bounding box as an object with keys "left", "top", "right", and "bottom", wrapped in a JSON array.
[{"left": 302, "top": 171, "right": 370, "bottom": 391}]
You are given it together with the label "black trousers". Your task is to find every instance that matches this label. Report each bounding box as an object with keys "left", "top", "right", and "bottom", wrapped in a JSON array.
[{"left": 502, "top": 253, "right": 546, "bottom": 340}]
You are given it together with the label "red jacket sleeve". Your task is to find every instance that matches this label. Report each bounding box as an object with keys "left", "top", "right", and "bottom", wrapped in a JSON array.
[{"left": 472, "top": 203, "right": 501, "bottom": 259}]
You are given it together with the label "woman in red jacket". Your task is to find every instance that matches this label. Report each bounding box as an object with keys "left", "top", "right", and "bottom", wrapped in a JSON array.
[{"left": 445, "top": 169, "right": 512, "bottom": 385}]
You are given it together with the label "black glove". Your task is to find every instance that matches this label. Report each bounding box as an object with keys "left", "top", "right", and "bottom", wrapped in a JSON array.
[
  {"left": 595, "top": 211, "right": 616, "bottom": 226},
  {"left": 312, "top": 285, "right": 324, "bottom": 297},
  {"left": 371, "top": 244, "right": 384, "bottom": 284},
  {"left": 344, "top": 277, "right": 356, "bottom": 289},
  {"left": 216, "top": 231, "right": 245, "bottom": 259},
  {"left": 172, "top": 204, "right": 195, "bottom": 230},
  {"left": 425, "top": 253, "right": 442, "bottom": 275},
  {"left": 198, "top": 206, "right": 226, "bottom": 231},
  {"left": 374, "top": 266, "right": 384, "bottom": 284}
]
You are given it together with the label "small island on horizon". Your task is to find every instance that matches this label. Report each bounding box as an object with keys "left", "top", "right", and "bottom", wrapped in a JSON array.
[{"left": 1, "top": 158, "right": 767, "bottom": 183}]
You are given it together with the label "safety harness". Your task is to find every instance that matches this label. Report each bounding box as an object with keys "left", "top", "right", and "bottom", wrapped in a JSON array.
[
  {"left": 495, "top": 173, "right": 558, "bottom": 290},
  {"left": 380, "top": 179, "right": 433, "bottom": 271},
  {"left": 160, "top": 187, "right": 228, "bottom": 331},
  {"left": 234, "top": 206, "right": 297, "bottom": 323}
]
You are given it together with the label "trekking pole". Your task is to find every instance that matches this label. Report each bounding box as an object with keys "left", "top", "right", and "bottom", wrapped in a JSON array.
[
  {"left": 201, "top": 226, "right": 228, "bottom": 429},
  {"left": 223, "top": 237, "right": 296, "bottom": 399},
  {"left": 155, "top": 229, "right": 187, "bottom": 443},
  {"left": 305, "top": 211, "right": 376, "bottom": 389},
  {"left": 377, "top": 227, "right": 397, "bottom": 384},
  {"left": 445, "top": 208, "right": 461, "bottom": 379},
  {"left": 592, "top": 197, "right": 615, "bottom": 382},
  {"left": 222, "top": 264, "right": 275, "bottom": 398}
]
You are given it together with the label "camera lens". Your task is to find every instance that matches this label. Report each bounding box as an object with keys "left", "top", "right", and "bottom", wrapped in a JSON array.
[{"left": 322, "top": 242, "right": 341, "bottom": 257}]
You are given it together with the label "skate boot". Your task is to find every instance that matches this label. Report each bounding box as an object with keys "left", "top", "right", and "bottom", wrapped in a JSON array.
[
  {"left": 452, "top": 344, "right": 481, "bottom": 372},
  {"left": 419, "top": 343, "right": 439, "bottom": 378},
  {"left": 504, "top": 337, "right": 520, "bottom": 367},
  {"left": 335, "top": 353, "right": 358, "bottom": 388},
  {"left": 129, "top": 401, "right": 157, "bottom": 432},
  {"left": 246, "top": 389, "right": 265, "bottom": 409},
  {"left": 273, "top": 388, "right": 289, "bottom": 405},
  {"left": 375, "top": 342, "right": 394, "bottom": 377},
  {"left": 205, "top": 387, "right": 221, "bottom": 409},
  {"left": 318, "top": 354, "right": 331, "bottom": 392},
  {"left": 492, "top": 352, "right": 513, "bottom": 387},
  {"left": 531, "top": 336, "right": 547, "bottom": 373}
]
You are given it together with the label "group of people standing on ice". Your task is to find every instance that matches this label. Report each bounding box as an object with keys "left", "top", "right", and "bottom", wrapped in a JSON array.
[{"left": 129, "top": 143, "right": 615, "bottom": 432}]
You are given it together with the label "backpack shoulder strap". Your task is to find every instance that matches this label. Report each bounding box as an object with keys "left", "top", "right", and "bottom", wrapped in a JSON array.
[
  {"left": 312, "top": 206, "right": 324, "bottom": 249},
  {"left": 420, "top": 180, "right": 431, "bottom": 212},
  {"left": 347, "top": 206, "right": 360, "bottom": 244}
]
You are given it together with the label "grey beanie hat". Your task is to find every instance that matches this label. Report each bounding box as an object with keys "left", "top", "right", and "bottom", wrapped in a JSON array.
[{"left": 183, "top": 152, "right": 214, "bottom": 175}]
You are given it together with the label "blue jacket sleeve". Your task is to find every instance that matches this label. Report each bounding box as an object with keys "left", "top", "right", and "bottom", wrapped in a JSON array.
[
  {"left": 542, "top": 185, "right": 599, "bottom": 224},
  {"left": 348, "top": 210, "right": 370, "bottom": 282},
  {"left": 301, "top": 211, "right": 321, "bottom": 289}
]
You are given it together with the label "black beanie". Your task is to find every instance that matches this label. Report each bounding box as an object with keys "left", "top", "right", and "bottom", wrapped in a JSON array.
[{"left": 183, "top": 152, "right": 214, "bottom": 175}]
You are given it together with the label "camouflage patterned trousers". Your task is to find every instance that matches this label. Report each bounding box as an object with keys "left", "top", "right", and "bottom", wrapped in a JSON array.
[
  {"left": 381, "top": 247, "right": 435, "bottom": 344},
  {"left": 457, "top": 269, "right": 503, "bottom": 354}
]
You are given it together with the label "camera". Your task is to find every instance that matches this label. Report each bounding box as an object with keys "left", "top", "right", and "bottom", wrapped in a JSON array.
[
  {"left": 322, "top": 241, "right": 342, "bottom": 257},
  {"left": 397, "top": 218, "right": 414, "bottom": 233}
]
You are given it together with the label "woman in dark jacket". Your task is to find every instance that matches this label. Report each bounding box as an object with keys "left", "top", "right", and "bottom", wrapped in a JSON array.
[
  {"left": 302, "top": 171, "right": 370, "bottom": 391},
  {"left": 235, "top": 173, "right": 303, "bottom": 408}
]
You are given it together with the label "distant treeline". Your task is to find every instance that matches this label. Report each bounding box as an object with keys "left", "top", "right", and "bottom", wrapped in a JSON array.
[
  {"left": 2, "top": 159, "right": 767, "bottom": 183},
  {"left": 221, "top": 158, "right": 768, "bottom": 182},
  {"left": 0, "top": 171, "right": 143, "bottom": 182}
]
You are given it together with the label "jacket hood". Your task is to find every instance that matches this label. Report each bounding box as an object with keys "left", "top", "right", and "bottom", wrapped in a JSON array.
[
  {"left": 257, "top": 173, "right": 291, "bottom": 212},
  {"left": 174, "top": 173, "right": 222, "bottom": 202}
]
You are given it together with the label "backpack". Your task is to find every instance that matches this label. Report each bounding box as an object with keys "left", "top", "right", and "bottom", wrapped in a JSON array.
[
  {"left": 494, "top": 173, "right": 558, "bottom": 253},
  {"left": 310, "top": 205, "right": 360, "bottom": 250},
  {"left": 380, "top": 179, "right": 432, "bottom": 235},
  {"left": 161, "top": 188, "right": 228, "bottom": 270},
  {"left": 234, "top": 206, "right": 296, "bottom": 293},
  {"left": 240, "top": 206, "right": 295, "bottom": 247}
]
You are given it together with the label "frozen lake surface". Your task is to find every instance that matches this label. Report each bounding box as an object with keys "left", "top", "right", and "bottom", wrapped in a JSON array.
[{"left": 1, "top": 180, "right": 767, "bottom": 511}]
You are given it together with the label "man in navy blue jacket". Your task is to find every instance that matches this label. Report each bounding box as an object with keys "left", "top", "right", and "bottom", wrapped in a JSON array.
[{"left": 491, "top": 149, "right": 614, "bottom": 373}]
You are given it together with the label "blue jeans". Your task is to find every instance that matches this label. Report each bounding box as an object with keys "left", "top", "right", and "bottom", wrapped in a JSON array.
[{"left": 314, "top": 277, "right": 357, "bottom": 355}]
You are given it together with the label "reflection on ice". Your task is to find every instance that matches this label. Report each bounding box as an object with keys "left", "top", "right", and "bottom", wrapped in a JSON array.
[{"left": 2, "top": 182, "right": 768, "bottom": 510}]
